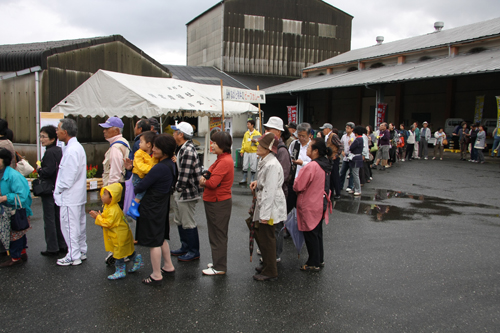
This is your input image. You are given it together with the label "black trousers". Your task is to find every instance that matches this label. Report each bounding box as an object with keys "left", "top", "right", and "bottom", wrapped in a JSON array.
[
  {"left": 330, "top": 158, "right": 341, "bottom": 196},
  {"left": 286, "top": 179, "right": 297, "bottom": 213},
  {"left": 303, "top": 220, "right": 324, "bottom": 267}
]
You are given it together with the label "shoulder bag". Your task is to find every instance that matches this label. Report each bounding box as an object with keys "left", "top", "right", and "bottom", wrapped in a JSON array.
[
  {"left": 32, "top": 179, "right": 54, "bottom": 196},
  {"left": 10, "top": 195, "right": 29, "bottom": 231}
]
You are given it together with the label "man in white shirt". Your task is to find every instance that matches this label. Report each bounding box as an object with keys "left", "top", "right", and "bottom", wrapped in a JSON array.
[
  {"left": 287, "top": 123, "right": 312, "bottom": 211},
  {"left": 339, "top": 122, "right": 356, "bottom": 192},
  {"left": 320, "top": 123, "right": 333, "bottom": 143},
  {"left": 54, "top": 119, "right": 88, "bottom": 266}
]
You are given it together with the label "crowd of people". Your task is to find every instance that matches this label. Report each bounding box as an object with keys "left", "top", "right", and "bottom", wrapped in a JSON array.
[{"left": 0, "top": 114, "right": 496, "bottom": 285}]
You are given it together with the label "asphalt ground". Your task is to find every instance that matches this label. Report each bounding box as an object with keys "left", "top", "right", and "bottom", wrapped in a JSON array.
[{"left": 0, "top": 152, "right": 499, "bottom": 332}]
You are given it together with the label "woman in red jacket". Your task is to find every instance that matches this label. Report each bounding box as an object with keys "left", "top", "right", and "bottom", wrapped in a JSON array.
[{"left": 199, "top": 131, "right": 234, "bottom": 275}]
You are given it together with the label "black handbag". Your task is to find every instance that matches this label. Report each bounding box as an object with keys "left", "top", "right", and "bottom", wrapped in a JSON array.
[
  {"left": 32, "top": 178, "right": 54, "bottom": 196},
  {"left": 10, "top": 195, "right": 29, "bottom": 231}
]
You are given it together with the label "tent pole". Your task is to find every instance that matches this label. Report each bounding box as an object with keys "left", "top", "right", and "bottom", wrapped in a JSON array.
[
  {"left": 220, "top": 79, "right": 225, "bottom": 131},
  {"left": 257, "top": 85, "right": 262, "bottom": 132},
  {"left": 160, "top": 116, "right": 163, "bottom": 133}
]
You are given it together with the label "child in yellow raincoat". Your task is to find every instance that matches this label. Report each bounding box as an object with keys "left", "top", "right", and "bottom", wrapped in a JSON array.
[
  {"left": 126, "top": 131, "right": 158, "bottom": 218},
  {"left": 90, "top": 183, "right": 143, "bottom": 280}
]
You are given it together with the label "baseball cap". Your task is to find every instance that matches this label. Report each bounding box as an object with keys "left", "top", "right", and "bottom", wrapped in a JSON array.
[
  {"left": 263, "top": 116, "right": 284, "bottom": 131},
  {"left": 172, "top": 121, "right": 194, "bottom": 136},
  {"left": 99, "top": 116, "right": 124, "bottom": 129},
  {"left": 319, "top": 123, "right": 333, "bottom": 130},
  {"left": 423, "top": 121, "right": 428, "bottom": 125}
]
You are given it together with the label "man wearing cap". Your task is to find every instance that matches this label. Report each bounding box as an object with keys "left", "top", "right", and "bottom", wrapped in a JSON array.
[
  {"left": 419, "top": 121, "right": 431, "bottom": 160},
  {"left": 100, "top": 116, "right": 130, "bottom": 188},
  {"left": 259, "top": 116, "right": 290, "bottom": 262},
  {"left": 239, "top": 119, "right": 261, "bottom": 184},
  {"left": 170, "top": 122, "right": 203, "bottom": 261},
  {"left": 320, "top": 123, "right": 333, "bottom": 143}
]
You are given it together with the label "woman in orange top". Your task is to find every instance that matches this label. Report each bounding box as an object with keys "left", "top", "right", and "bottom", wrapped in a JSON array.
[{"left": 199, "top": 131, "right": 234, "bottom": 276}]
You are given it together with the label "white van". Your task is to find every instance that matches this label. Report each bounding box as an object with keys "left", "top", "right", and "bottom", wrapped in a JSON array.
[{"left": 444, "top": 118, "right": 464, "bottom": 138}]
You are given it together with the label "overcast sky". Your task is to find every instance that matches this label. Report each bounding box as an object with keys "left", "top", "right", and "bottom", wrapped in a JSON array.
[{"left": 1, "top": 0, "right": 499, "bottom": 66}]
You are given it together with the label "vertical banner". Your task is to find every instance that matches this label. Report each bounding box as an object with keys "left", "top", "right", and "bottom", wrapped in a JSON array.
[
  {"left": 473, "top": 95, "right": 485, "bottom": 123},
  {"left": 287, "top": 105, "right": 297, "bottom": 123},
  {"left": 496, "top": 96, "right": 500, "bottom": 136},
  {"left": 209, "top": 117, "right": 222, "bottom": 153},
  {"left": 376, "top": 103, "right": 387, "bottom": 128}
]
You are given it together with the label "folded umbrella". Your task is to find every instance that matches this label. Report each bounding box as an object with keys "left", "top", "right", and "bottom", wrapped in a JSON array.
[{"left": 284, "top": 208, "right": 304, "bottom": 258}]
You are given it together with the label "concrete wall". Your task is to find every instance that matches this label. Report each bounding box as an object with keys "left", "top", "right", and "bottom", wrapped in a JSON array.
[{"left": 186, "top": 4, "right": 224, "bottom": 68}]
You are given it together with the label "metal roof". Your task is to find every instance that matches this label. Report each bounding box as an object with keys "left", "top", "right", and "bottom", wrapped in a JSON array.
[
  {"left": 306, "top": 16, "right": 500, "bottom": 70},
  {"left": 165, "top": 65, "right": 248, "bottom": 88},
  {"left": 186, "top": 0, "right": 353, "bottom": 26},
  {"left": 267, "top": 48, "right": 500, "bottom": 94},
  {"left": 165, "top": 65, "right": 296, "bottom": 90},
  {"left": 0, "top": 35, "right": 168, "bottom": 72}
]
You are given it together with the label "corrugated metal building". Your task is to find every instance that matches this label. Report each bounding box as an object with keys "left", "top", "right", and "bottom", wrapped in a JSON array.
[
  {"left": 186, "top": 0, "right": 352, "bottom": 77},
  {"left": 0, "top": 35, "right": 171, "bottom": 146},
  {"left": 266, "top": 17, "right": 500, "bottom": 131}
]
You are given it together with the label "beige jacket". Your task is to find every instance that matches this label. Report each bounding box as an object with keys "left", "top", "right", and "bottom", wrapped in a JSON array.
[{"left": 102, "top": 135, "right": 129, "bottom": 186}]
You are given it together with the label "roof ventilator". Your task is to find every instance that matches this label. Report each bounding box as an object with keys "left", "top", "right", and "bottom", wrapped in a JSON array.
[
  {"left": 376, "top": 36, "right": 384, "bottom": 45},
  {"left": 434, "top": 22, "right": 444, "bottom": 32}
]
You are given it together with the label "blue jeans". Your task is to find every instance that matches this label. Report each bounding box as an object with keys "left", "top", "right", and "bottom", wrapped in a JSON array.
[
  {"left": 132, "top": 174, "right": 146, "bottom": 200},
  {"left": 491, "top": 138, "right": 500, "bottom": 156},
  {"left": 10, "top": 235, "right": 27, "bottom": 259},
  {"left": 339, "top": 161, "right": 354, "bottom": 190}
]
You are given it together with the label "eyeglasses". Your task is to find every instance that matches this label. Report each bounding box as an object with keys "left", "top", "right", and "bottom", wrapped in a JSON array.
[{"left": 39, "top": 135, "right": 48, "bottom": 139}]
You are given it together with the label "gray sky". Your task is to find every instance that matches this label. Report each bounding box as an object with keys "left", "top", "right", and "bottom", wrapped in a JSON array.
[{"left": 1, "top": 0, "right": 499, "bottom": 66}]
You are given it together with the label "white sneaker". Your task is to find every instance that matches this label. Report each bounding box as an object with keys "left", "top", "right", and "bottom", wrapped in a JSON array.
[
  {"left": 354, "top": 192, "right": 361, "bottom": 196},
  {"left": 256, "top": 249, "right": 261, "bottom": 255},
  {"left": 346, "top": 188, "right": 354, "bottom": 193},
  {"left": 259, "top": 257, "right": 281, "bottom": 263},
  {"left": 57, "top": 257, "right": 82, "bottom": 266},
  {"left": 80, "top": 252, "right": 87, "bottom": 260},
  {"left": 440, "top": 158, "right": 443, "bottom": 160},
  {"left": 401, "top": 159, "right": 405, "bottom": 162},
  {"left": 207, "top": 263, "right": 213, "bottom": 268},
  {"left": 424, "top": 157, "right": 428, "bottom": 160},
  {"left": 202, "top": 267, "right": 225, "bottom": 275}
]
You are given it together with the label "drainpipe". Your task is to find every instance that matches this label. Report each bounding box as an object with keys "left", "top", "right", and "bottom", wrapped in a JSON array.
[{"left": 35, "top": 71, "right": 41, "bottom": 161}]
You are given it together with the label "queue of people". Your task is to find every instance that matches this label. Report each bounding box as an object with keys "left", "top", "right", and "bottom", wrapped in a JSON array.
[{"left": 0, "top": 114, "right": 494, "bottom": 286}]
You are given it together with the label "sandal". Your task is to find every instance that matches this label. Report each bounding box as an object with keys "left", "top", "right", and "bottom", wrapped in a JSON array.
[
  {"left": 300, "top": 265, "right": 320, "bottom": 272},
  {"left": 142, "top": 275, "right": 163, "bottom": 285},
  {"left": 161, "top": 267, "right": 175, "bottom": 275}
]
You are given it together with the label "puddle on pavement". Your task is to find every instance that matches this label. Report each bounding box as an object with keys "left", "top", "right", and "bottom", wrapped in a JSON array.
[{"left": 333, "top": 189, "right": 500, "bottom": 222}]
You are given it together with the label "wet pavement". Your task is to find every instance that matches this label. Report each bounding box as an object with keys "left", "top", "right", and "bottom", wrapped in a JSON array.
[{"left": 1, "top": 152, "right": 500, "bottom": 332}]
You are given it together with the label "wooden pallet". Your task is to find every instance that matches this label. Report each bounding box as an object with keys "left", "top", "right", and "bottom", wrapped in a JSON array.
[{"left": 87, "top": 178, "right": 103, "bottom": 191}]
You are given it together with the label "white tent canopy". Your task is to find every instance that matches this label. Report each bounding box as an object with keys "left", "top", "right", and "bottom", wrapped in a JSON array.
[{"left": 51, "top": 69, "right": 259, "bottom": 117}]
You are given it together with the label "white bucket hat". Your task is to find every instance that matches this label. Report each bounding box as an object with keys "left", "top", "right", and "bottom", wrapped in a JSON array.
[{"left": 263, "top": 116, "right": 284, "bottom": 131}]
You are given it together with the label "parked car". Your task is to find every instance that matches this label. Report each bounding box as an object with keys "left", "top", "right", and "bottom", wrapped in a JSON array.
[{"left": 444, "top": 118, "right": 464, "bottom": 138}]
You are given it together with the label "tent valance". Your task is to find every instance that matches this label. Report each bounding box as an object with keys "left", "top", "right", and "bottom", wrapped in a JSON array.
[{"left": 51, "top": 69, "right": 259, "bottom": 117}]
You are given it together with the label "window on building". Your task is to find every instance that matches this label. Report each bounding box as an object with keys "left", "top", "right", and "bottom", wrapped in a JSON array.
[
  {"left": 468, "top": 47, "right": 487, "bottom": 54},
  {"left": 347, "top": 67, "right": 358, "bottom": 72},
  {"left": 244, "top": 15, "right": 265, "bottom": 31},
  {"left": 370, "top": 62, "right": 385, "bottom": 69},
  {"left": 283, "top": 19, "right": 302, "bottom": 35},
  {"left": 318, "top": 23, "right": 336, "bottom": 38}
]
